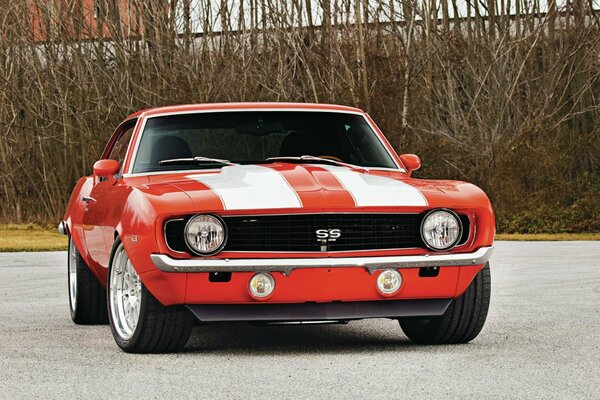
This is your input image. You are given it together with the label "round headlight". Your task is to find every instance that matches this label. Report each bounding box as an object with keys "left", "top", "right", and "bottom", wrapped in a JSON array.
[
  {"left": 184, "top": 214, "right": 227, "bottom": 255},
  {"left": 376, "top": 269, "right": 402, "bottom": 295},
  {"left": 249, "top": 273, "right": 275, "bottom": 298},
  {"left": 421, "top": 209, "right": 462, "bottom": 251}
]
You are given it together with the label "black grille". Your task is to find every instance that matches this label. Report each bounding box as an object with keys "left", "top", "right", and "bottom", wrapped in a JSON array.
[
  {"left": 164, "top": 213, "right": 470, "bottom": 253},
  {"left": 224, "top": 214, "right": 422, "bottom": 251}
]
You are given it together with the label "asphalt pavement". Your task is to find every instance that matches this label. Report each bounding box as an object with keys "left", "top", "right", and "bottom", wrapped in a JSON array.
[{"left": 1, "top": 241, "right": 599, "bottom": 399}]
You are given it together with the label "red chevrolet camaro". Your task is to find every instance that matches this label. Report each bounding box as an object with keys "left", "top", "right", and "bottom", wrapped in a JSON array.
[{"left": 60, "top": 102, "right": 494, "bottom": 353}]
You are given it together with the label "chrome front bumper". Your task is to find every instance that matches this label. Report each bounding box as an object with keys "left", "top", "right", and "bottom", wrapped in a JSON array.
[{"left": 150, "top": 246, "right": 493, "bottom": 275}]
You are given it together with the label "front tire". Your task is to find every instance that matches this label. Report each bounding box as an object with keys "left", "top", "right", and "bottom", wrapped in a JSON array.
[
  {"left": 399, "top": 263, "right": 491, "bottom": 344},
  {"left": 107, "top": 240, "right": 194, "bottom": 353},
  {"left": 67, "top": 236, "right": 108, "bottom": 324}
]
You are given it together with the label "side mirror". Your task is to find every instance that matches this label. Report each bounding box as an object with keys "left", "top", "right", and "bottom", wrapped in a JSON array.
[
  {"left": 399, "top": 154, "right": 421, "bottom": 177},
  {"left": 93, "top": 159, "right": 120, "bottom": 184}
]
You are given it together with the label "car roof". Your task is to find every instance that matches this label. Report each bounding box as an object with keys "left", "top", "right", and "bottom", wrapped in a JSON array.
[{"left": 125, "top": 102, "right": 365, "bottom": 120}]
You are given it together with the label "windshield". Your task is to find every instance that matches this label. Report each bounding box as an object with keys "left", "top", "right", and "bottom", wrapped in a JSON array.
[{"left": 131, "top": 111, "right": 398, "bottom": 174}]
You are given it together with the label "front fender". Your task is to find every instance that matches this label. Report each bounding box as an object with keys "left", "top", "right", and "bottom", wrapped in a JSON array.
[
  {"left": 119, "top": 189, "right": 160, "bottom": 274},
  {"left": 118, "top": 187, "right": 193, "bottom": 305},
  {"left": 63, "top": 176, "right": 93, "bottom": 262}
]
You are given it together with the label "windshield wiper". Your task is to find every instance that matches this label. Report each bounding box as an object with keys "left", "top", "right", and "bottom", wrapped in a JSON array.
[
  {"left": 159, "top": 156, "right": 236, "bottom": 166},
  {"left": 266, "top": 155, "right": 367, "bottom": 172}
]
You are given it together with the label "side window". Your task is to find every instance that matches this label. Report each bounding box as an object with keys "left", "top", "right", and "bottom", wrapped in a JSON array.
[{"left": 108, "top": 121, "right": 136, "bottom": 173}]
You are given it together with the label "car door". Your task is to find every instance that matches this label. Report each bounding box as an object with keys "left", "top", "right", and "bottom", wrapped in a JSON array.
[{"left": 83, "top": 120, "right": 137, "bottom": 269}]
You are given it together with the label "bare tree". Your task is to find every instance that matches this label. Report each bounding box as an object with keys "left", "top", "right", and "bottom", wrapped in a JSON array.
[{"left": 0, "top": 0, "right": 599, "bottom": 233}]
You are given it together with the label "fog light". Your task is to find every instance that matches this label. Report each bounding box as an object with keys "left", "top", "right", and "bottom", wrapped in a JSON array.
[
  {"left": 376, "top": 269, "right": 402, "bottom": 295},
  {"left": 249, "top": 273, "right": 275, "bottom": 298}
]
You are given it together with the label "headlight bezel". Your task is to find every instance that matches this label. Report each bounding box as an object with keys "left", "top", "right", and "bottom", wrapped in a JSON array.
[
  {"left": 420, "top": 208, "right": 463, "bottom": 251},
  {"left": 183, "top": 213, "right": 228, "bottom": 256}
]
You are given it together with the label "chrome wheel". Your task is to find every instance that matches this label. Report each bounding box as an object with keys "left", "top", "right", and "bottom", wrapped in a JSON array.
[
  {"left": 109, "top": 244, "right": 142, "bottom": 340},
  {"left": 68, "top": 238, "right": 77, "bottom": 313}
]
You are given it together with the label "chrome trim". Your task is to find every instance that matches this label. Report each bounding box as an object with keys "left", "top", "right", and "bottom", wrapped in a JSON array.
[
  {"left": 122, "top": 166, "right": 401, "bottom": 178},
  {"left": 58, "top": 221, "right": 68, "bottom": 236},
  {"left": 101, "top": 118, "right": 140, "bottom": 172},
  {"left": 420, "top": 209, "right": 463, "bottom": 251},
  {"left": 214, "top": 247, "right": 422, "bottom": 254},
  {"left": 224, "top": 211, "right": 422, "bottom": 217},
  {"left": 124, "top": 108, "right": 403, "bottom": 177},
  {"left": 150, "top": 246, "right": 493, "bottom": 275},
  {"left": 183, "top": 214, "right": 228, "bottom": 256}
]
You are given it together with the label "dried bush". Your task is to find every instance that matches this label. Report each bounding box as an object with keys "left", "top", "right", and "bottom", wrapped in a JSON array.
[{"left": 0, "top": 0, "right": 599, "bottom": 233}]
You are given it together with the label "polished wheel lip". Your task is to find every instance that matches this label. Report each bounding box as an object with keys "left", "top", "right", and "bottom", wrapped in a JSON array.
[
  {"left": 109, "top": 244, "right": 142, "bottom": 340},
  {"left": 68, "top": 239, "right": 77, "bottom": 313}
]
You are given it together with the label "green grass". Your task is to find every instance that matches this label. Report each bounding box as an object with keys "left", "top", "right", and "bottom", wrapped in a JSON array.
[
  {"left": 0, "top": 224, "right": 68, "bottom": 252},
  {"left": 0, "top": 225, "right": 598, "bottom": 252}
]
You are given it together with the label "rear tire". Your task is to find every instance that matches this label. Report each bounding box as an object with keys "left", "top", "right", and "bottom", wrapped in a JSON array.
[
  {"left": 107, "top": 240, "right": 194, "bottom": 353},
  {"left": 399, "top": 263, "right": 491, "bottom": 344},
  {"left": 67, "top": 236, "right": 108, "bottom": 325}
]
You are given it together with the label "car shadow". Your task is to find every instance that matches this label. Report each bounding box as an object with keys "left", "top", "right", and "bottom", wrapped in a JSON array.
[{"left": 183, "top": 321, "right": 422, "bottom": 354}]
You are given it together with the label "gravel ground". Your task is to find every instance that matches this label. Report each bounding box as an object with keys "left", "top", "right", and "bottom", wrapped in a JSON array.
[{"left": 0, "top": 241, "right": 599, "bottom": 399}]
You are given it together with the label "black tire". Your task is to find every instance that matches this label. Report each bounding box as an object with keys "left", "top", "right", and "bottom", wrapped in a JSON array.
[
  {"left": 107, "top": 240, "right": 194, "bottom": 353},
  {"left": 399, "top": 263, "right": 491, "bottom": 344},
  {"left": 67, "top": 236, "right": 108, "bottom": 325}
]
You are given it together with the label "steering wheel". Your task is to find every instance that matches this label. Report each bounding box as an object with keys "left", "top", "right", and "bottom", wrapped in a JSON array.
[{"left": 318, "top": 155, "right": 343, "bottom": 162}]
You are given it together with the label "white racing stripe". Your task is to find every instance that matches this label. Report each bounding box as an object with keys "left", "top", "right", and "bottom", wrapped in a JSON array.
[
  {"left": 188, "top": 165, "right": 302, "bottom": 210},
  {"left": 319, "top": 165, "right": 428, "bottom": 207}
]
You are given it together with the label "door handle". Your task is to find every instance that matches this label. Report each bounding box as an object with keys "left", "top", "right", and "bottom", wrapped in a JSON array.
[{"left": 81, "top": 196, "right": 97, "bottom": 204}]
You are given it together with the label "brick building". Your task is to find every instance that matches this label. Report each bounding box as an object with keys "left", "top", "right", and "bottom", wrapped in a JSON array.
[{"left": 28, "top": 0, "right": 146, "bottom": 42}]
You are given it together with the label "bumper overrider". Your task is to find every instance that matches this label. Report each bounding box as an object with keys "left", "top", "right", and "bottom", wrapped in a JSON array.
[{"left": 150, "top": 246, "right": 493, "bottom": 275}]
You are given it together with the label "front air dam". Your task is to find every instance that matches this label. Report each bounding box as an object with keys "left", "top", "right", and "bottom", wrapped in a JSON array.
[{"left": 186, "top": 299, "right": 452, "bottom": 322}]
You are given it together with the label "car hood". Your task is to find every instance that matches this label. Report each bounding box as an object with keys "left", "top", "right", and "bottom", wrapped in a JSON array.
[{"left": 137, "top": 163, "right": 488, "bottom": 213}]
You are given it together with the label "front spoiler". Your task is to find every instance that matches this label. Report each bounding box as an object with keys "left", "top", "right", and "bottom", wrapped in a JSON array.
[
  {"left": 187, "top": 299, "right": 452, "bottom": 322},
  {"left": 150, "top": 246, "right": 493, "bottom": 275}
]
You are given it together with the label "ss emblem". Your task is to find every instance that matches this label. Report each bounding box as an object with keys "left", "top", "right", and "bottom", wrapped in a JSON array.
[{"left": 315, "top": 228, "right": 342, "bottom": 241}]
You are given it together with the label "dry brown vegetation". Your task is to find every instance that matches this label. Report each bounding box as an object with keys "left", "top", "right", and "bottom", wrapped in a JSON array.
[
  {"left": 0, "top": 224, "right": 67, "bottom": 251},
  {"left": 0, "top": 0, "right": 599, "bottom": 233}
]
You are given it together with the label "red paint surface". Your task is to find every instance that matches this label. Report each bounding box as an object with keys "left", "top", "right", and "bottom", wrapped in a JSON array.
[{"left": 64, "top": 103, "right": 495, "bottom": 306}]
